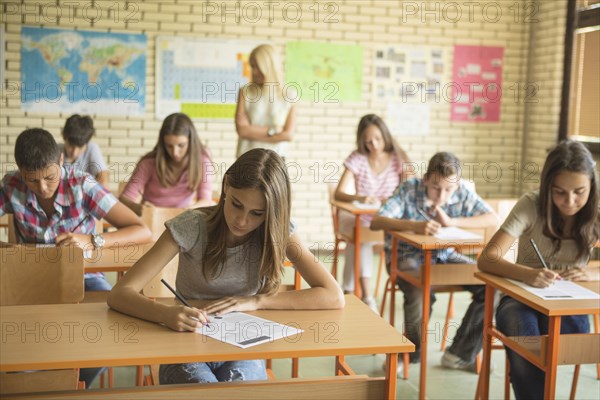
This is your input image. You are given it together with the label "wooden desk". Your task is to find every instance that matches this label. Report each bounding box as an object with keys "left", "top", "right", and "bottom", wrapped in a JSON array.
[
  {"left": 387, "top": 230, "right": 486, "bottom": 398},
  {"left": 330, "top": 200, "right": 380, "bottom": 297},
  {"left": 475, "top": 272, "right": 600, "bottom": 400},
  {"left": 0, "top": 296, "right": 413, "bottom": 399}
]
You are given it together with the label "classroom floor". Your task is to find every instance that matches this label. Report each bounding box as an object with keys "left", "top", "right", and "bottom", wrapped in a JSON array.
[{"left": 99, "top": 253, "right": 600, "bottom": 399}]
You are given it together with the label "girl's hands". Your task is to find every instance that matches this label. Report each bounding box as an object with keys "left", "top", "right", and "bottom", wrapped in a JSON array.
[
  {"left": 203, "top": 295, "right": 262, "bottom": 316},
  {"left": 560, "top": 267, "right": 597, "bottom": 282},
  {"left": 163, "top": 305, "right": 210, "bottom": 332},
  {"left": 524, "top": 268, "right": 561, "bottom": 288},
  {"left": 55, "top": 233, "right": 92, "bottom": 249}
]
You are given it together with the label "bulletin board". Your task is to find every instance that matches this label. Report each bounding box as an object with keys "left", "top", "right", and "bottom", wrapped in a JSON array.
[{"left": 155, "top": 37, "right": 263, "bottom": 119}]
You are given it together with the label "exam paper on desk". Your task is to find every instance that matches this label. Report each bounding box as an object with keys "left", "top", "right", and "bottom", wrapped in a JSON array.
[
  {"left": 196, "top": 312, "right": 304, "bottom": 349},
  {"left": 507, "top": 279, "right": 600, "bottom": 300}
]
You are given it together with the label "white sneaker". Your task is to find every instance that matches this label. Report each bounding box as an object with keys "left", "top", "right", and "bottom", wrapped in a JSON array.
[
  {"left": 362, "top": 296, "right": 378, "bottom": 313},
  {"left": 441, "top": 350, "right": 477, "bottom": 373}
]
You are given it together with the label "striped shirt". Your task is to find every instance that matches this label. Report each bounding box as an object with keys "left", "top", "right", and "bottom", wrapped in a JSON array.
[
  {"left": 0, "top": 167, "right": 117, "bottom": 244},
  {"left": 344, "top": 150, "right": 403, "bottom": 224}
]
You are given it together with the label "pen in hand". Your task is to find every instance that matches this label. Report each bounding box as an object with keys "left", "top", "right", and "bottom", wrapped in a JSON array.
[
  {"left": 160, "top": 279, "right": 210, "bottom": 327},
  {"left": 530, "top": 238, "right": 561, "bottom": 282},
  {"left": 417, "top": 208, "right": 432, "bottom": 222}
]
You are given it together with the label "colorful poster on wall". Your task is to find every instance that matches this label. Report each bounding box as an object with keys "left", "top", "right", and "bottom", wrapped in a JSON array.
[
  {"left": 285, "top": 41, "right": 363, "bottom": 102},
  {"left": 372, "top": 46, "right": 448, "bottom": 103},
  {"left": 451, "top": 45, "right": 504, "bottom": 122},
  {"left": 156, "top": 37, "right": 263, "bottom": 119},
  {"left": 20, "top": 26, "right": 146, "bottom": 116}
]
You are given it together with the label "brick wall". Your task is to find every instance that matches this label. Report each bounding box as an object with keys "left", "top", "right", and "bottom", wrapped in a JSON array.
[{"left": 0, "top": 0, "right": 565, "bottom": 246}]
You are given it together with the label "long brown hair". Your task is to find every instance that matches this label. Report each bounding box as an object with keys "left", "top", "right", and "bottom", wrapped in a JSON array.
[
  {"left": 203, "top": 149, "right": 291, "bottom": 295},
  {"left": 356, "top": 114, "right": 410, "bottom": 165},
  {"left": 538, "top": 140, "right": 599, "bottom": 259},
  {"left": 142, "top": 113, "right": 206, "bottom": 191}
]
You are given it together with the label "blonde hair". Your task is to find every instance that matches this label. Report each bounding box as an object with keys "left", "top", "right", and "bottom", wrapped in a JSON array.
[
  {"left": 203, "top": 148, "right": 291, "bottom": 295},
  {"left": 142, "top": 113, "right": 206, "bottom": 191},
  {"left": 246, "top": 44, "right": 285, "bottom": 99}
]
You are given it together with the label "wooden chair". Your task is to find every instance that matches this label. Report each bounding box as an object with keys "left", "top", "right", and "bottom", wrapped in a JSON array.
[
  {"left": 0, "top": 244, "right": 85, "bottom": 394},
  {"left": 326, "top": 184, "right": 385, "bottom": 297}
]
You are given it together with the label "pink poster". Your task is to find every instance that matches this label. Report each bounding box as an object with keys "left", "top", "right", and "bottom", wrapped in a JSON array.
[{"left": 451, "top": 45, "right": 504, "bottom": 122}]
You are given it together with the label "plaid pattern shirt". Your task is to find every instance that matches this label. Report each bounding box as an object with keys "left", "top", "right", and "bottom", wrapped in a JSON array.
[
  {"left": 376, "top": 178, "right": 493, "bottom": 267},
  {"left": 0, "top": 167, "right": 117, "bottom": 244}
]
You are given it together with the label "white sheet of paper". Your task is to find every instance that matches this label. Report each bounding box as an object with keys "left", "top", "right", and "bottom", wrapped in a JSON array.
[
  {"left": 434, "top": 227, "right": 482, "bottom": 240},
  {"left": 196, "top": 312, "right": 303, "bottom": 349},
  {"left": 507, "top": 279, "right": 600, "bottom": 300},
  {"left": 351, "top": 200, "right": 381, "bottom": 210}
]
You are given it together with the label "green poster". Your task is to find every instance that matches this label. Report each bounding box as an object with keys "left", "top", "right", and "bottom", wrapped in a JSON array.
[{"left": 285, "top": 41, "right": 363, "bottom": 102}]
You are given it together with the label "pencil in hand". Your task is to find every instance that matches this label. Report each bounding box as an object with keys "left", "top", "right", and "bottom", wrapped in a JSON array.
[{"left": 160, "top": 279, "right": 210, "bottom": 327}]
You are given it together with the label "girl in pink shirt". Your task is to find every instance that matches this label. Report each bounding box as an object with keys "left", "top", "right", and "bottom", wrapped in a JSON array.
[
  {"left": 335, "top": 114, "right": 410, "bottom": 311},
  {"left": 120, "top": 113, "right": 214, "bottom": 215}
]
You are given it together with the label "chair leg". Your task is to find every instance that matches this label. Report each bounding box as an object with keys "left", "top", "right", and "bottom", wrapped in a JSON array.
[
  {"left": 374, "top": 249, "right": 384, "bottom": 297},
  {"left": 402, "top": 352, "right": 409, "bottom": 380},
  {"left": 292, "top": 358, "right": 299, "bottom": 378},
  {"left": 504, "top": 357, "right": 511, "bottom": 400},
  {"left": 594, "top": 314, "right": 600, "bottom": 380},
  {"left": 570, "top": 365, "right": 580, "bottom": 400},
  {"left": 379, "top": 278, "right": 391, "bottom": 317},
  {"left": 441, "top": 291, "right": 455, "bottom": 351},
  {"left": 108, "top": 367, "right": 114, "bottom": 388},
  {"left": 331, "top": 240, "right": 339, "bottom": 279},
  {"left": 135, "top": 365, "right": 145, "bottom": 386}
]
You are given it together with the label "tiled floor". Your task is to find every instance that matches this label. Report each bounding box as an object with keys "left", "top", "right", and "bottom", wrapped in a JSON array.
[{"left": 99, "top": 254, "right": 600, "bottom": 399}]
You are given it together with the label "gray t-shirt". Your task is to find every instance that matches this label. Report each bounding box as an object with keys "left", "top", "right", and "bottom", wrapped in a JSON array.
[
  {"left": 59, "top": 142, "right": 107, "bottom": 177},
  {"left": 165, "top": 208, "right": 296, "bottom": 300},
  {"left": 500, "top": 191, "right": 591, "bottom": 271}
]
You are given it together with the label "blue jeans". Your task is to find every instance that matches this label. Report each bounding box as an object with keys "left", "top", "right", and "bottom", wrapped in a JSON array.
[
  {"left": 389, "top": 254, "right": 489, "bottom": 363},
  {"left": 84, "top": 273, "right": 112, "bottom": 291},
  {"left": 496, "top": 296, "right": 590, "bottom": 400},
  {"left": 159, "top": 360, "right": 267, "bottom": 384},
  {"left": 80, "top": 274, "right": 111, "bottom": 388}
]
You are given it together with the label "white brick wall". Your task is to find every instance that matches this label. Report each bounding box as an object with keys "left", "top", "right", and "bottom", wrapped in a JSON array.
[{"left": 0, "top": 0, "right": 568, "bottom": 246}]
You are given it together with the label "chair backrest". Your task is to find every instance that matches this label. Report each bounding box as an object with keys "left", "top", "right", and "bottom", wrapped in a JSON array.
[
  {"left": 0, "top": 244, "right": 85, "bottom": 306},
  {"left": 327, "top": 183, "right": 343, "bottom": 242},
  {"left": 140, "top": 206, "right": 187, "bottom": 298}
]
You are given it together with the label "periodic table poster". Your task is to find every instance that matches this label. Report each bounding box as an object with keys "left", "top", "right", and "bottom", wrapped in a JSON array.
[
  {"left": 155, "top": 37, "right": 263, "bottom": 119},
  {"left": 450, "top": 45, "right": 504, "bottom": 122}
]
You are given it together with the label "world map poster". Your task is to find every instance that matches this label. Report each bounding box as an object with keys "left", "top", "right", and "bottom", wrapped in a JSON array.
[{"left": 21, "top": 26, "right": 147, "bottom": 116}]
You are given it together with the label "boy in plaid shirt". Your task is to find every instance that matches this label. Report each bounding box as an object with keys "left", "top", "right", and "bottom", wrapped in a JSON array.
[
  {"left": 371, "top": 152, "right": 497, "bottom": 375},
  {"left": 0, "top": 128, "right": 151, "bottom": 387}
]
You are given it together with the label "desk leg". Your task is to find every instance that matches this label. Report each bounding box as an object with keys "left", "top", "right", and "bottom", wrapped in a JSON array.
[
  {"left": 544, "top": 316, "right": 561, "bottom": 399},
  {"left": 354, "top": 215, "right": 362, "bottom": 299},
  {"left": 385, "top": 353, "right": 398, "bottom": 400},
  {"left": 390, "top": 237, "right": 398, "bottom": 326},
  {"left": 477, "top": 284, "right": 495, "bottom": 400},
  {"left": 419, "top": 250, "right": 432, "bottom": 398}
]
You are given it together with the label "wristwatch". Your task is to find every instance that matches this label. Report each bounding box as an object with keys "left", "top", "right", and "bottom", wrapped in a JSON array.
[
  {"left": 267, "top": 127, "right": 277, "bottom": 137},
  {"left": 91, "top": 233, "right": 105, "bottom": 249}
]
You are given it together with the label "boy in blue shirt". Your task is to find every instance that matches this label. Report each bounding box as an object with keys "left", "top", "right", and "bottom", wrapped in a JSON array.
[{"left": 371, "top": 152, "right": 497, "bottom": 375}]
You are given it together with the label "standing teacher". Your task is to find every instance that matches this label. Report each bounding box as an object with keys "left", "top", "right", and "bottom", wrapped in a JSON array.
[{"left": 235, "top": 44, "right": 296, "bottom": 159}]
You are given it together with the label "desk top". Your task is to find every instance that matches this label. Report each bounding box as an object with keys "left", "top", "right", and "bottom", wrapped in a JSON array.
[
  {"left": 0, "top": 296, "right": 413, "bottom": 372},
  {"left": 475, "top": 272, "right": 600, "bottom": 317},
  {"left": 330, "top": 200, "right": 379, "bottom": 216},
  {"left": 388, "top": 230, "right": 486, "bottom": 251}
]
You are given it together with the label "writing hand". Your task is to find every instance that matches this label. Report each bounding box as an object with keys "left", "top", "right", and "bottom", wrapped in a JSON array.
[
  {"left": 417, "top": 220, "right": 441, "bottom": 236},
  {"left": 525, "top": 268, "right": 561, "bottom": 288},
  {"left": 163, "top": 305, "right": 209, "bottom": 332}
]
